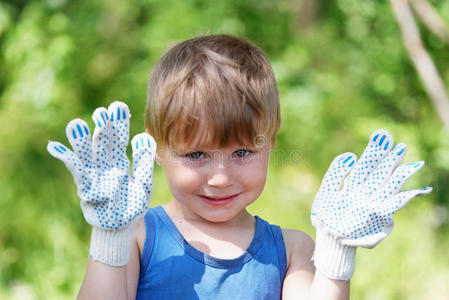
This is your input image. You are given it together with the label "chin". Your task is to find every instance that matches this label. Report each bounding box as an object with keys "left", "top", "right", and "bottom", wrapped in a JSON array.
[
  {"left": 202, "top": 213, "right": 234, "bottom": 223},
  {"left": 199, "top": 209, "right": 240, "bottom": 223}
]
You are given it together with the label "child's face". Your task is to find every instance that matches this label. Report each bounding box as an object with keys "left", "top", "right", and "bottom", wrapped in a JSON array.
[{"left": 158, "top": 140, "right": 272, "bottom": 223}]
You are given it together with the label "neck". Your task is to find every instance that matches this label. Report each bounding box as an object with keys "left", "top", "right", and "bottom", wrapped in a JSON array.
[{"left": 164, "top": 199, "right": 254, "bottom": 228}]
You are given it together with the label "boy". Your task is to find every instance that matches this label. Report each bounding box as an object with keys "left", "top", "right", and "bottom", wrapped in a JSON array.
[{"left": 47, "top": 34, "right": 431, "bottom": 299}]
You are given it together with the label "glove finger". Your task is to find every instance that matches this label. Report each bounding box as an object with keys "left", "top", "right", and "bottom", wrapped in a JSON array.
[
  {"left": 344, "top": 129, "right": 394, "bottom": 190},
  {"left": 107, "top": 101, "right": 130, "bottom": 170},
  {"left": 318, "top": 152, "right": 357, "bottom": 194},
  {"left": 312, "top": 152, "right": 357, "bottom": 218},
  {"left": 374, "top": 161, "right": 425, "bottom": 201},
  {"left": 341, "top": 222, "right": 394, "bottom": 248},
  {"left": 375, "top": 186, "right": 432, "bottom": 217},
  {"left": 131, "top": 133, "right": 157, "bottom": 199},
  {"left": 92, "top": 107, "right": 111, "bottom": 169},
  {"left": 65, "top": 118, "right": 92, "bottom": 168},
  {"left": 47, "top": 141, "right": 83, "bottom": 180},
  {"left": 364, "top": 143, "right": 407, "bottom": 196}
]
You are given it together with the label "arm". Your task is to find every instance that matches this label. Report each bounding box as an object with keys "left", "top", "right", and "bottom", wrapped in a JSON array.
[
  {"left": 311, "top": 129, "right": 430, "bottom": 280},
  {"left": 77, "top": 218, "right": 144, "bottom": 300},
  {"left": 77, "top": 258, "right": 128, "bottom": 300},
  {"left": 47, "top": 101, "right": 156, "bottom": 300},
  {"left": 281, "top": 230, "right": 349, "bottom": 300},
  {"left": 310, "top": 271, "right": 349, "bottom": 300},
  {"left": 284, "top": 129, "right": 431, "bottom": 299}
]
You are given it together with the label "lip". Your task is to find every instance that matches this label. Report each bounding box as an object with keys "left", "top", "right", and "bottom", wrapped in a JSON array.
[{"left": 198, "top": 193, "right": 241, "bottom": 206}]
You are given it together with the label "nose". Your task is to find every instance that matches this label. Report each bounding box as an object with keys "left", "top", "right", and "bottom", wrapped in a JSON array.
[{"left": 207, "top": 163, "right": 234, "bottom": 188}]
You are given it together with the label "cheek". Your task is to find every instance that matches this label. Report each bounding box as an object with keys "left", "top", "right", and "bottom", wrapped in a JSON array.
[
  {"left": 238, "top": 159, "right": 269, "bottom": 190},
  {"left": 250, "top": 168, "right": 268, "bottom": 189},
  {"left": 165, "top": 164, "right": 203, "bottom": 195}
]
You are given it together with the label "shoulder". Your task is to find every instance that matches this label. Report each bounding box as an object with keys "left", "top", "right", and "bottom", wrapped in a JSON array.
[
  {"left": 133, "top": 216, "right": 147, "bottom": 257},
  {"left": 127, "top": 216, "right": 147, "bottom": 299},
  {"left": 280, "top": 228, "right": 315, "bottom": 297},
  {"left": 281, "top": 228, "right": 315, "bottom": 277},
  {"left": 281, "top": 228, "right": 315, "bottom": 268}
]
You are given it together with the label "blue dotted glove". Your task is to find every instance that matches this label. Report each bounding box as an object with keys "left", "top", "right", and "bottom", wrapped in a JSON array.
[
  {"left": 47, "top": 101, "right": 156, "bottom": 266},
  {"left": 311, "top": 129, "right": 432, "bottom": 280}
]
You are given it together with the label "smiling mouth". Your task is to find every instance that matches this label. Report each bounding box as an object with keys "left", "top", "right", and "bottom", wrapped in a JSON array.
[{"left": 199, "top": 193, "right": 241, "bottom": 201}]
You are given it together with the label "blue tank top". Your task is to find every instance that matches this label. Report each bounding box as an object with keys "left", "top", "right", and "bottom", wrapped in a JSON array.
[{"left": 136, "top": 206, "right": 287, "bottom": 300}]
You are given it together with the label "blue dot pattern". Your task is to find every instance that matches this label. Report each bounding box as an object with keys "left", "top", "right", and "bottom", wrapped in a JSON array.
[
  {"left": 311, "top": 129, "right": 432, "bottom": 244},
  {"left": 47, "top": 101, "right": 157, "bottom": 231}
]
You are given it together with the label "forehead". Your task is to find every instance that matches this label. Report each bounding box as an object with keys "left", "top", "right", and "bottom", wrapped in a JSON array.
[
  {"left": 167, "top": 121, "right": 258, "bottom": 150},
  {"left": 174, "top": 132, "right": 255, "bottom": 151}
]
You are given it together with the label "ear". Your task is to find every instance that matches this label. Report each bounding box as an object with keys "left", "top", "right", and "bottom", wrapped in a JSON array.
[
  {"left": 155, "top": 152, "right": 162, "bottom": 166},
  {"left": 155, "top": 147, "right": 169, "bottom": 168}
]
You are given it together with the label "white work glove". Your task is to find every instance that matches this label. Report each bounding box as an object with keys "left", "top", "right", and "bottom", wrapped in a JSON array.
[
  {"left": 311, "top": 129, "right": 432, "bottom": 280},
  {"left": 47, "top": 101, "right": 156, "bottom": 266}
]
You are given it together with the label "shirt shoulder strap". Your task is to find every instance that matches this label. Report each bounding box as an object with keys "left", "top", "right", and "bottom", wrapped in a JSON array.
[{"left": 269, "top": 224, "right": 287, "bottom": 282}]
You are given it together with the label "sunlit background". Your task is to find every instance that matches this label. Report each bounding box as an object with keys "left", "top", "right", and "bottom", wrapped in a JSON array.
[{"left": 1, "top": 0, "right": 449, "bottom": 299}]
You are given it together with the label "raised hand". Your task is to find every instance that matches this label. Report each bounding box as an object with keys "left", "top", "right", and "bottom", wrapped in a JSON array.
[
  {"left": 311, "top": 129, "right": 431, "bottom": 279},
  {"left": 47, "top": 101, "right": 156, "bottom": 265}
]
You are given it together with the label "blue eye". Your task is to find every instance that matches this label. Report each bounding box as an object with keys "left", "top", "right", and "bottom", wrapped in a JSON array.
[
  {"left": 234, "top": 149, "right": 252, "bottom": 158},
  {"left": 186, "top": 151, "right": 205, "bottom": 159}
]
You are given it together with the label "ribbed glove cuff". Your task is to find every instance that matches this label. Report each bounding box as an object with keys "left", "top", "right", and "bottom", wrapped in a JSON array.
[
  {"left": 313, "top": 229, "right": 356, "bottom": 280},
  {"left": 89, "top": 225, "right": 135, "bottom": 266}
]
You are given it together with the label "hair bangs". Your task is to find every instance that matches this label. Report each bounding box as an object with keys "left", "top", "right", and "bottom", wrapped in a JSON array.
[{"left": 165, "top": 74, "right": 267, "bottom": 150}]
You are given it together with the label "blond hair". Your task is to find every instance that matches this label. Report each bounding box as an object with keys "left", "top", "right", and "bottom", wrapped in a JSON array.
[{"left": 145, "top": 34, "right": 280, "bottom": 150}]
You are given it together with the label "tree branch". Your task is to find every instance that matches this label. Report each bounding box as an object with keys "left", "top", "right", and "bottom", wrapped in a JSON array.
[
  {"left": 390, "top": 0, "right": 449, "bottom": 131},
  {"left": 410, "top": 0, "right": 449, "bottom": 46}
]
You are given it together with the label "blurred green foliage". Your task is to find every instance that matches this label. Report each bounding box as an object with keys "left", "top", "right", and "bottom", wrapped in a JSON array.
[{"left": 1, "top": 0, "right": 449, "bottom": 299}]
